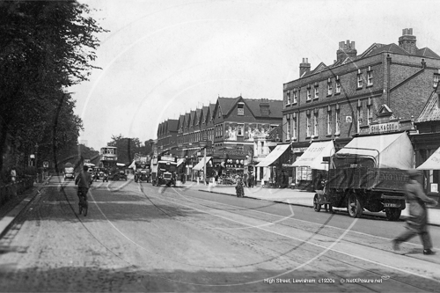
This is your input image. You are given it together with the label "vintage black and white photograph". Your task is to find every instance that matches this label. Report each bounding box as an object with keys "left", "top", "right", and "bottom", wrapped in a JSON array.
[{"left": 1, "top": 0, "right": 440, "bottom": 292}]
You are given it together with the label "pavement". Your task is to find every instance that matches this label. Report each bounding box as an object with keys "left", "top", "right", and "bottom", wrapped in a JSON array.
[
  {"left": 1, "top": 177, "right": 440, "bottom": 240},
  {"left": 180, "top": 181, "right": 440, "bottom": 227}
]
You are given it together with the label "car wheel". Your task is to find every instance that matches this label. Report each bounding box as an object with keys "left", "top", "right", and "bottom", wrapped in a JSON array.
[{"left": 347, "top": 193, "right": 363, "bottom": 218}]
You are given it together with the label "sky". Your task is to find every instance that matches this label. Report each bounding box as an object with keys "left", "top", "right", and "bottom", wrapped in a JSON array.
[{"left": 71, "top": 0, "right": 440, "bottom": 150}]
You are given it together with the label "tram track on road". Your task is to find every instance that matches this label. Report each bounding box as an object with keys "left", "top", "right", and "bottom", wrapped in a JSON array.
[{"left": 133, "top": 183, "right": 440, "bottom": 288}]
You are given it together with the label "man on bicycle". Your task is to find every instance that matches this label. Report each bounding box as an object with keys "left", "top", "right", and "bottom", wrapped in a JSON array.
[{"left": 75, "top": 165, "right": 92, "bottom": 214}]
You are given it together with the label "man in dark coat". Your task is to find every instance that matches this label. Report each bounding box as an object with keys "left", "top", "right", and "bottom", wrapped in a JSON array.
[{"left": 392, "top": 170, "right": 438, "bottom": 255}]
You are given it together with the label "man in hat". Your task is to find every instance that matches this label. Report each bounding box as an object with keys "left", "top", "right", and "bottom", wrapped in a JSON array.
[{"left": 392, "top": 169, "right": 438, "bottom": 255}]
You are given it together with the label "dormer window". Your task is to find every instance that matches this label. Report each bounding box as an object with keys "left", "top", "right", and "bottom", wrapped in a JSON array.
[
  {"left": 237, "top": 102, "right": 244, "bottom": 115},
  {"left": 260, "top": 104, "right": 270, "bottom": 116}
]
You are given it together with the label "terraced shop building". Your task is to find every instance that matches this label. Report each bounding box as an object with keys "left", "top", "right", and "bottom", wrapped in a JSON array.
[
  {"left": 173, "top": 96, "right": 283, "bottom": 182},
  {"left": 282, "top": 28, "right": 440, "bottom": 189}
]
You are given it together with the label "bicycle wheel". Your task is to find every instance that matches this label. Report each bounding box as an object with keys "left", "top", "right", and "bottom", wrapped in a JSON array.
[
  {"left": 83, "top": 201, "right": 88, "bottom": 216},
  {"left": 78, "top": 203, "right": 83, "bottom": 215}
]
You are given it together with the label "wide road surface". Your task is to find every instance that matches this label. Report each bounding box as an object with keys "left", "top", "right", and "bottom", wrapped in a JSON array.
[{"left": 0, "top": 176, "right": 439, "bottom": 292}]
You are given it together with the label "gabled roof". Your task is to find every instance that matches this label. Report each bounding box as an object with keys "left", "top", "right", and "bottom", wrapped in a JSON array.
[
  {"left": 195, "top": 108, "right": 202, "bottom": 126},
  {"left": 189, "top": 110, "right": 196, "bottom": 127},
  {"left": 416, "top": 47, "right": 440, "bottom": 59},
  {"left": 416, "top": 90, "right": 440, "bottom": 123},
  {"left": 184, "top": 112, "right": 190, "bottom": 129},
  {"left": 178, "top": 114, "right": 185, "bottom": 130},
  {"left": 359, "top": 43, "right": 410, "bottom": 57},
  {"left": 202, "top": 106, "right": 209, "bottom": 124},
  {"left": 245, "top": 99, "right": 283, "bottom": 118},
  {"left": 167, "top": 119, "right": 178, "bottom": 131},
  {"left": 217, "top": 97, "right": 241, "bottom": 116}
]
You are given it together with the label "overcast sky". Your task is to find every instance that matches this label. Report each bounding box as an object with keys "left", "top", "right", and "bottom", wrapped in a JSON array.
[{"left": 71, "top": 0, "right": 440, "bottom": 150}]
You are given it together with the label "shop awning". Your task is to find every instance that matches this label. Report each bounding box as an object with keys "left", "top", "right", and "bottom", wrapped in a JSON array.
[
  {"left": 292, "top": 141, "right": 334, "bottom": 170},
  {"left": 256, "top": 144, "right": 290, "bottom": 167},
  {"left": 193, "top": 157, "right": 212, "bottom": 171},
  {"left": 337, "top": 132, "right": 413, "bottom": 169},
  {"left": 417, "top": 147, "right": 440, "bottom": 170},
  {"left": 177, "top": 158, "right": 185, "bottom": 167}
]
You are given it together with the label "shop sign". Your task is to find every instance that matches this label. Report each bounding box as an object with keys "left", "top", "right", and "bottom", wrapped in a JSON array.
[
  {"left": 292, "top": 147, "right": 308, "bottom": 153},
  {"left": 369, "top": 121, "right": 400, "bottom": 134}
]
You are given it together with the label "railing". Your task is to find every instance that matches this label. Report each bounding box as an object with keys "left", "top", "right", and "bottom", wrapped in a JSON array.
[{"left": 0, "top": 176, "right": 35, "bottom": 206}]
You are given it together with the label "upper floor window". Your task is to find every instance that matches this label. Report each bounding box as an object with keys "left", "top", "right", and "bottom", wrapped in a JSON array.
[
  {"left": 327, "top": 78, "right": 333, "bottom": 96},
  {"left": 314, "top": 84, "right": 319, "bottom": 100},
  {"left": 306, "top": 113, "right": 311, "bottom": 137},
  {"left": 286, "top": 91, "right": 291, "bottom": 105},
  {"left": 292, "top": 117, "right": 297, "bottom": 140},
  {"left": 326, "top": 110, "right": 332, "bottom": 135},
  {"left": 357, "top": 104, "right": 363, "bottom": 133},
  {"left": 357, "top": 69, "right": 363, "bottom": 89},
  {"left": 335, "top": 77, "right": 341, "bottom": 94},
  {"left": 367, "top": 104, "right": 373, "bottom": 125},
  {"left": 335, "top": 108, "right": 341, "bottom": 135},
  {"left": 306, "top": 87, "right": 312, "bottom": 101},
  {"left": 286, "top": 118, "right": 291, "bottom": 141},
  {"left": 292, "top": 90, "right": 298, "bottom": 104},
  {"left": 367, "top": 67, "right": 373, "bottom": 87},
  {"left": 313, "top": 110, "right": 319, "bottom": 137},
  {"left": 434, "top": 72, "right": 440, "bottom": 88},
  {"left": 237, "top": 124, "right": 244, "bottom": 136},
  {"left": 237, "top": 102, "right": 244, "bottom": 115}
]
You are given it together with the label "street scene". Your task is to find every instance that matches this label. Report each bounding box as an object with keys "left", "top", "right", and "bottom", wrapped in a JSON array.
[
  {"left": 2, "top": 0, "right": 440, "bottom": 292},
  {"left": 1, "top": 176, "right": 440, "bottom": 292}
]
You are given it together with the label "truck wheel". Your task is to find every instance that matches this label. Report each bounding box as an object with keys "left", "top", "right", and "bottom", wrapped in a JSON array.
[
  {"left": 385, "top": 208, "right": 401, "bottom": 221},
  {"left": 313, "top": 194, "right": 321, "bottom": 212},
  {"left": 347, "top": 194, "right": 363, "bottom": 218}
]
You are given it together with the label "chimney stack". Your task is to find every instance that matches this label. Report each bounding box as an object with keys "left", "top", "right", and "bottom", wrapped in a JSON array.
[
  {"left": 300, "top": 58, "right": 311, "bottom": 77},
  {"left": 399, "top": 28, "right": 417, "bottom": 54},
  {"left": 336, "top": 40, "right": 357, "bottom": 63}
]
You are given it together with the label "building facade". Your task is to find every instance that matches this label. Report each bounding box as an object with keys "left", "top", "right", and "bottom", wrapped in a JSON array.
[
  {"left": 156, "top": 119, "right": 178, "bottom": 155},
  {"left": 282, "top": 28, "right": 440, "bottom": 187},
  {"left": 159, "top": 96, "right": 283, "bottom": 182}
]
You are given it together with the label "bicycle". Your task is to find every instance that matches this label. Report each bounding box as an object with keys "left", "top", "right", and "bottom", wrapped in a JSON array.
[{"left": 78, "top": 188, "right": 88, "bottom": 216}]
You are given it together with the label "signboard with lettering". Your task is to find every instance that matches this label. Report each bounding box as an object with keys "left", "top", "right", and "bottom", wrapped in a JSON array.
[{"left": 369, "top": 121, "right": 400, "bottom": 134}]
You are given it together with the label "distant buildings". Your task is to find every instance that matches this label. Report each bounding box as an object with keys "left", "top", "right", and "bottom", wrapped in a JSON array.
[{"left": 156, "top": 96, "right": 283, "bottom": 182}]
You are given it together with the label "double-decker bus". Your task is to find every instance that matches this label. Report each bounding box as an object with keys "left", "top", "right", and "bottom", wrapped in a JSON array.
[{"left": 99, "top": 146, "right": 118, "bottom": 169}]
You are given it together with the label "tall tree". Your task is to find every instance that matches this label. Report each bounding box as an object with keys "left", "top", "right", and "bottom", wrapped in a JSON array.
[{"left": 0, "top": 1, "right": 107, "bottom": 178}]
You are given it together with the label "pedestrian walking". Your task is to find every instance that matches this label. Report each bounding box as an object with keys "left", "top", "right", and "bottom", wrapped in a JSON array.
[{"left": 392, "top": 169, "right": 438, "bottom": 255}]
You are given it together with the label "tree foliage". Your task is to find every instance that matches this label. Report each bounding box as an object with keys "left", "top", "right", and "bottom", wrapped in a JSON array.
[
  {"left": 107, "top": 135, "right": 152, "bottom": 164},
  {"left": 0, "top": 1, "right": 107, "bottom": 180}
]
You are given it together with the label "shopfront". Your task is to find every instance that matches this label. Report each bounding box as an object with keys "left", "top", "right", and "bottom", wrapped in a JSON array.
[
  {"left": 255, "top": 144, "right": 291, "bottom": 187},
  {"left": 291, "top": 141, "right": 335, "bottom": 190}
]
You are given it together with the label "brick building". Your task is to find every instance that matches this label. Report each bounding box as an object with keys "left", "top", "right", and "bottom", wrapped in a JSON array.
[
  {"left": 282, "top": 28, "right": 440, "bottom": 187},
  {"left": 162, "top": 96, "right": 283, "bottom": 182},
  {"left": 156, "top": 119, "right": 178, "bottom": 155}
]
